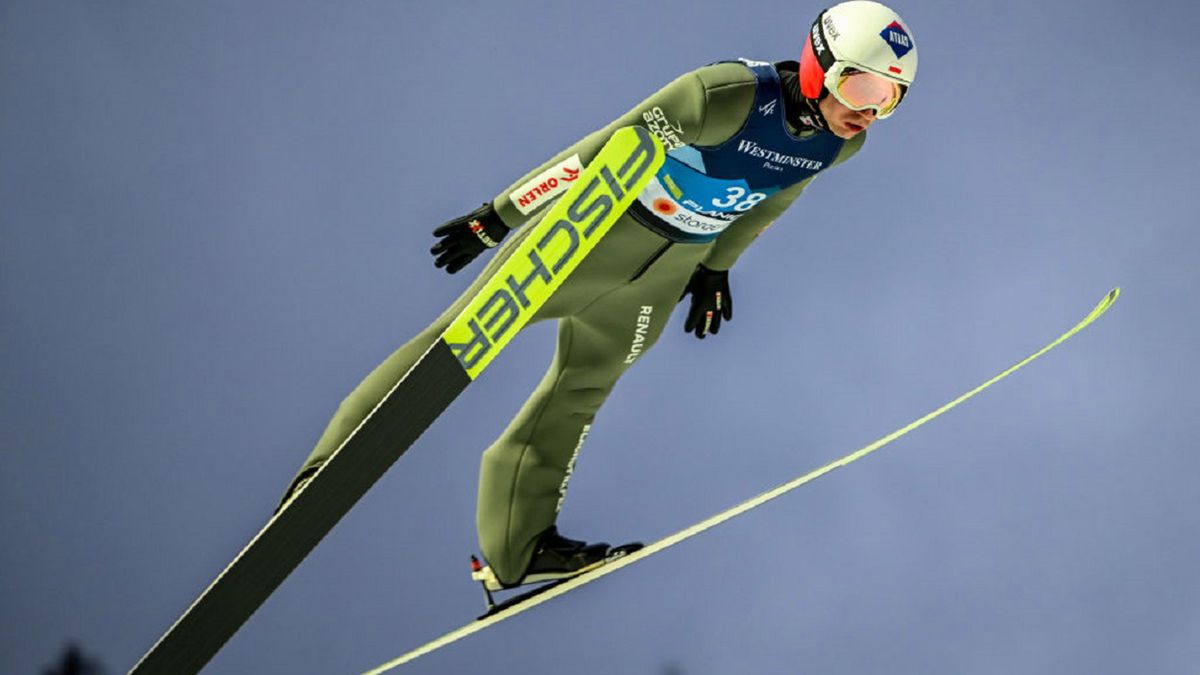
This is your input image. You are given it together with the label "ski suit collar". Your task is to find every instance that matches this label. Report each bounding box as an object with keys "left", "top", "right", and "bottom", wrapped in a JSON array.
[{"left": 775, "top": 60, "right": 830, "bottom": 133}]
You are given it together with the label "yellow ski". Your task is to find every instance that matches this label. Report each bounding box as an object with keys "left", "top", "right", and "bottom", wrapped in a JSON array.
[{"left": 362, "top": 288, "right": 1120, "bottom": 674}]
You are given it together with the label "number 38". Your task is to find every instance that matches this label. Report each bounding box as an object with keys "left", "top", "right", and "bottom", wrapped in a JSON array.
[{"left": 712, "top": 187, "right": 767, "bottom": 212}]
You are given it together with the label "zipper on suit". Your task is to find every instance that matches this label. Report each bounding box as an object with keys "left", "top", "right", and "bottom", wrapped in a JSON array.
[{"left": 628, "top": 241, "right": 673, "bottom": 282}]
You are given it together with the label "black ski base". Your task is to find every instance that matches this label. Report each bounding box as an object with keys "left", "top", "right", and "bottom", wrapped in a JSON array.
[{"left": 130, "top": 342, "right": 470, "bottom": 675}]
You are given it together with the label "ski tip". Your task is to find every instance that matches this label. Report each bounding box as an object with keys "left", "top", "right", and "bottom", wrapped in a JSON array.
[
  {"left": 1099, "top": 287, "right": 1121, "bottom": 312},
  {"left": 1079, "top": 287, "right": 1121, "bottom": 326}
]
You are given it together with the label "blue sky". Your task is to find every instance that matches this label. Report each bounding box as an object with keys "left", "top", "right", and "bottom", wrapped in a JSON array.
[{"left": 3, "top": 1, "right": 1198, "bottom": 673}]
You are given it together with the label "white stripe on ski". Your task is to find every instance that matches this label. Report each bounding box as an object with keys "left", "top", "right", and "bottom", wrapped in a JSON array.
[{"left": 361, "top": 288, "right": 1120, "bottom": 674}]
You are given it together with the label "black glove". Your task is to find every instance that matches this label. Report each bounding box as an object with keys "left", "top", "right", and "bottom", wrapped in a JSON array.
[
  {"left": 430, "top": 203, "right": 510, "bottom": 274},
  {"left": 680, "top": 264, "right": 733, "bottom": 339}
]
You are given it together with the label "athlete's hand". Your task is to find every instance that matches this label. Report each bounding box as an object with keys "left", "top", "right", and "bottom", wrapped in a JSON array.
[
  {"left": 680, "top": 264, "right": 733, "bottom": 339},
  {"left": 430, "top": 203, "right": 510, "bottom": 274}
]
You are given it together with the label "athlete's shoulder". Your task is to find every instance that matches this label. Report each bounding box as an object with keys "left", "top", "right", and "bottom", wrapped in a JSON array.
[
  {"left": 668, "top": 61, "right": 759, "bottom": 145},
  {"left": 689, "top": 61, "right": 758, "bottom": 91}
]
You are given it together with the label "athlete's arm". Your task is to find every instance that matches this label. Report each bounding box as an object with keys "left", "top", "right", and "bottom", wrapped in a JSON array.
[
  {"left": 489, "top": 63, "right": 758, "bottom": 229},
  {"left": 430, "top": 67, "right": 748, "bottom": 274},
  {"left": 680, "top": 130, "right": 865, "bottom": 331},
  {"left": 700, "top": 178, "right": 810, "bottom": 272},
  {"left": 429, "top": 202, "right": 509, "bottom": 274},
  {"left": 680, "top": 264, "right": 733, "bottom": 339},
  {"left": 701, "top": 131, "right": 866, "bottom": 271},
  {"left": 676, "top": 180, "right": 810, "bottom": 339}
]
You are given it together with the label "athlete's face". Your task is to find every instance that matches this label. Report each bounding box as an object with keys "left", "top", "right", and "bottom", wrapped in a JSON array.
[{"left": 819, "top": 95, "right": 877, "bottom": 139}]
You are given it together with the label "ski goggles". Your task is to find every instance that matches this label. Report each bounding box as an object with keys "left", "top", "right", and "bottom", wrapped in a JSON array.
[{"left": 826, "top": 65, "right": 906, "bottom": 118}]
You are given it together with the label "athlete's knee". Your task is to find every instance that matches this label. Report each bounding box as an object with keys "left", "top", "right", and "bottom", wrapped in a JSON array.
[
  {"left": 583, "top": 304, "right": 669, "bottom": 370},
  {"left": 553, "top": 382, "right": 614, "bottom": 415}
]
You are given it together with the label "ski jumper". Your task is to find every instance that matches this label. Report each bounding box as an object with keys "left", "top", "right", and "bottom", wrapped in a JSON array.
[{"left": 287, "top": 60, "right": 866, "bottom": 585}]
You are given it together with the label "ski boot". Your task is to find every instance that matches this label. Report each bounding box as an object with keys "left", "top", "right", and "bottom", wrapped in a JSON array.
[{"left": 470, "top": 526, "right": 642, "bottom": 616}]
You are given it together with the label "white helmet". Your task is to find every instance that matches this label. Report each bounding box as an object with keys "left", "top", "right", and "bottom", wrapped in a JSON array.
[{"left": 799, "top": 1, "right": 918, "bottom": 118}]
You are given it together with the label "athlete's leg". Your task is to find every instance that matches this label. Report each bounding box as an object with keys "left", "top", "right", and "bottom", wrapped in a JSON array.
[
  {"left": 278, "top": 224, "right": 539, "bottom": 507},
  {"left": 476, "top": 237, "right": 709, "bottom": 584}
]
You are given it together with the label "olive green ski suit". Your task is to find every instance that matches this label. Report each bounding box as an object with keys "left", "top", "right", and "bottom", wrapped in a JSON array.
[{"left": 288, "top": 61, "right": 864, "bottom": 584}]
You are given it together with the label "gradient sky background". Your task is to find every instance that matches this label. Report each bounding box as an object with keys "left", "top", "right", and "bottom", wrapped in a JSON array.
[{"left": 3, "top": 1, "right": 1198, "bottom": 674}]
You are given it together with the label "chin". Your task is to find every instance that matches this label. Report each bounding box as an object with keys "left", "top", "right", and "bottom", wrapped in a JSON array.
[{"left": 833, "top": 125, "right": 861, "bottom": 139}]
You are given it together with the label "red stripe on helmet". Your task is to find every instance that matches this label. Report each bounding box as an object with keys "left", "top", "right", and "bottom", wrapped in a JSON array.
[{"left": 799, "top": 34, "right": 826, "bottom": 99}]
